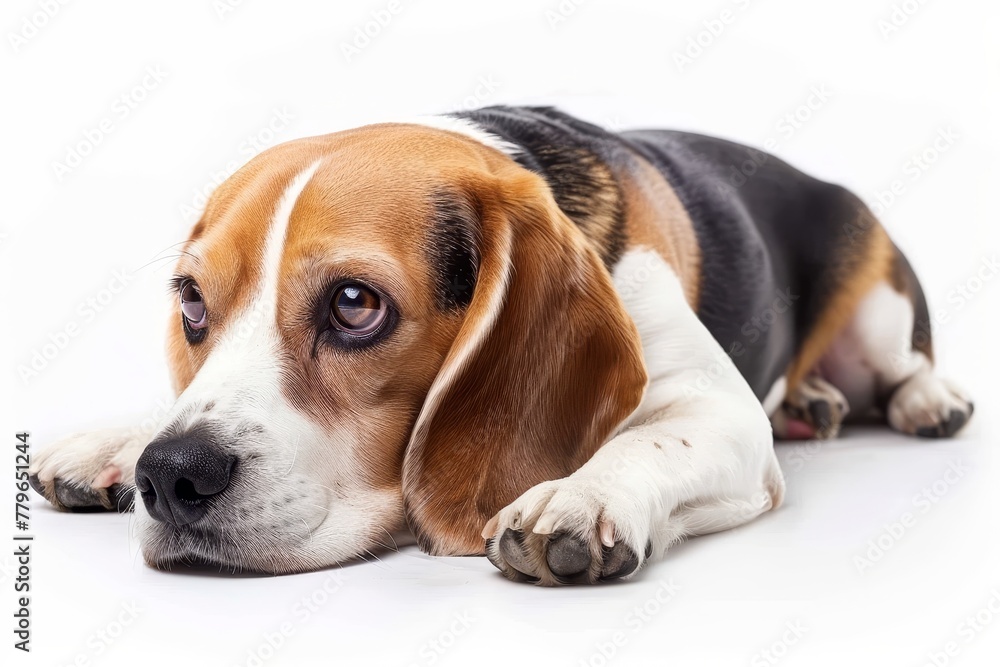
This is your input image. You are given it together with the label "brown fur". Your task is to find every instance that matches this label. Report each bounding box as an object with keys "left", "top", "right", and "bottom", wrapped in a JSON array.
[
  {"left": 402, "top": 163, "right": 647, "bottom": 555},
  {"left": 615, "top": 153, "right": 702, "bottom": 306},
  {"left": 785, "top": 219, "right": 896, "bottom": 392}
]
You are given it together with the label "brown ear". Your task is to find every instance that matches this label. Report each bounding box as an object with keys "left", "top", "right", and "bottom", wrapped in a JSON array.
[{"left": 402, "top": 170, "right": 648, "bottom": 556}]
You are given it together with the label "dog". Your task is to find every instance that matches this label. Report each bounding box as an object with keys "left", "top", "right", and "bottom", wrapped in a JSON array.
[{"left": 29, "top": 106, "right": 973, "bottom": 584}]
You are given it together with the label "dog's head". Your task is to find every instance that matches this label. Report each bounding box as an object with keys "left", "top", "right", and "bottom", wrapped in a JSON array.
[{"left": 134, "top": 121, "right": 647, "bottom": 573}]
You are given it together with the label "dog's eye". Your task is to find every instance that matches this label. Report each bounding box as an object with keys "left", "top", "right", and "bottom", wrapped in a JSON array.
[
  {"left": 180, "top": 281, "right": 208, "bottom": 330},
  {"left": 330, "top": 283, "right": 387, "bottom": 335}
]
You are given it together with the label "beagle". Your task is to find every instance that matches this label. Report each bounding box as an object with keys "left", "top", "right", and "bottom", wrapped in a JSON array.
[{"left": 29, "top": 106, "right": 974, "bottom": 585}]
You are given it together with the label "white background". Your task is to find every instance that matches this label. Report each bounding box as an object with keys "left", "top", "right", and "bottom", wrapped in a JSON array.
[{"left": 2, "top": 0, "right": 999, "bottom": 665}]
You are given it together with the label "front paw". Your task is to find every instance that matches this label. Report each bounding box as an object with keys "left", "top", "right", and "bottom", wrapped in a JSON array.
[
  {"left": 28, "top": 428, "right": 146, "bottom": 512},
  {"left": 482, "top": 479, "right": 651, "bottom": 586}
]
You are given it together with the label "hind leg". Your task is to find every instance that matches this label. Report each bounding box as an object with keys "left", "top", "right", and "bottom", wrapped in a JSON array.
[
  {"left": 771, "top": 374, "right": 850, "bottom": 440},
  {"left": 819, "top": 250, "right": 973, "bottom": 438},
  {"left": 886, "top": 369, "right": 973, "bottom": 437}
]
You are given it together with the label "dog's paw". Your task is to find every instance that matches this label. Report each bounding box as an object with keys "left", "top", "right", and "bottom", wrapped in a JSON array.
[
  {"left": 28, "top": 428, "right": 148, "bottom": 512},
  {"left": 888, "top": 372, "right": 974, "bottom": 438},
  {"left": 772, "top": 375, "right": 849, "bottom": 440},
  {"left": 482, "top": 478, "right": 651, "bottom": 586}
]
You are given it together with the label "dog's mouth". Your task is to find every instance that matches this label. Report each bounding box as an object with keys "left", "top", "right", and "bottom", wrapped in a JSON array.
[{"left": 138, "top": 513, "right": 327, "bottom": 575}]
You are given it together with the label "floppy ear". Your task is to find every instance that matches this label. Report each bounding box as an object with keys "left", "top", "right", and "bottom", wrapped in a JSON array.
[{"left": 402, "top": 170, "right": 648, "bottom": 556}]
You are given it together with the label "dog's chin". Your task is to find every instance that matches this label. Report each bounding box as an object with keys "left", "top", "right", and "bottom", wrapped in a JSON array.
[
  {"left": 133, "top": 498, "right": 404, "bottom": 575},
  {"left": 140, "top": 527, "right": 309, "bottom": 575}
]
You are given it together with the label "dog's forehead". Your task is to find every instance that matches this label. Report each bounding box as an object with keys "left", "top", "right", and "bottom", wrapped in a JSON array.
[
  {"left": 178, "top": 124, "right": 489, "bottom": 312},
  {"left": 283, "top": 148, "right": 439, "bottom": 262}
]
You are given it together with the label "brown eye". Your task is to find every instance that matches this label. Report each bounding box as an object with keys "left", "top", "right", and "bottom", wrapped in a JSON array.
[
  {"left": 330, "top": 283, "right": 387, "bottom": 335},
  {"left": 180, "top": 281, "right": 207, "bottom": 330}
]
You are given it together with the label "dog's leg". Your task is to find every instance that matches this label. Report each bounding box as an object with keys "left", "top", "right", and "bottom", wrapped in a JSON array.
[
  {"left": 483, "top": 250, "right": 784, "bottom": 585},
  {"left": 28, "top": 427, "right": 151, "bottom": 511},
  {"left": 887, "top": 369, "right": 973, "bottom": 437},
  {"left": 771, "top": 374, "right": 850, "bottom": 440},
  {"left": 483, "top": 401, "right": 783, "bottom": 585},
  {"left": 820, "top": 273, "right": 974, "bottom": 438}
]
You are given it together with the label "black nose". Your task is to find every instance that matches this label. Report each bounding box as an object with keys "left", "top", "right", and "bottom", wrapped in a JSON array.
[{"left": 135, "top": 435, "right": 234, "bottom": 527}]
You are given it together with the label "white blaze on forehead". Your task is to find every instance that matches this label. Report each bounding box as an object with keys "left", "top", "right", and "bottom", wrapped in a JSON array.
[
  {"left": 255, "top": 161, "right": 322, "bottom": 328},
  {"left": 163, "top": 161, "right": 321, "bottom": 434}
]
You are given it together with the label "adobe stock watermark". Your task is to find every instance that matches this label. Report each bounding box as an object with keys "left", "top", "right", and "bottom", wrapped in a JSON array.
[
  {"left": 751, "top": 620, "right": 808, "bottom": 667},
  {"left": 7, "top": 0, "right": 72, "bottom": 53},
  {"left": 545, "top": 0, "right": 589, "bottom": 30},
  {"left": 450, "top": 75, "right": 501, "bottom": 112},
  {"left": 128, "top": 396, "right": 175, "bottom": 443},
  {"left": 578, "top": 579, "right": 680, "bottom": 667},
  {"left": 225, "top": 296, "right": 276, "bottom": 351},
  {"left": 0, "top": 554, "right": 16, "bottom": 587},
  {"left": 860, "top": 126, "right": 960, "bottom": 220},
  {"left": 920, "top": 588, "right": 1000, "bottom": 667},
  {"left": 179, "top": 107, "right": 295, "bottom": 224},
  {"left": 877, "top": 0, "right": 931, "bottom": 40},
  {"left": 612, "top": 254, "right": 666, "bottom": 299},
  {"left": 939, "top": 254, "right": 999, "bottom": 313},
  {"left": 603, "top": 115, "right": 626, "bottom": 132},
  {"left": 683, "top": 288, "right": 799, "bottom": 399},
  {"left": 51, "top": 65, "right": 169, "bottom": 181},
  {"left": 406, "top": 611, "right": 476, "bottom": 667},
  {"left": 235, "top": 572, "right": 345, "bottom": 667},
  {"left": 779, "top": 427, "right": 827, "bottom": 473},
  {"left": 214, "top": 0, "right": 249, "bottom": 20},
  {"left": 716, "top": 85, "right": 833, "bottom": 197},
  {"left": 18, "top": 269, "right": 135, "bottom": 384},
  {"left": 772, "top": 85, "right": 833, "bottom": 144},
  {"left": 672, "top": 0, "right": 757, "bottom": 73},
  {"left": 595, "top": 446, "right": 660, "bottom": 488},
  {"left": 736, "top": 485, "right": 783, "bottom": 524},
  {"left": 339, "top": 0, "right": 413, "bottom": 63},
  {"left": 853, "top": 459, "right": 969, "bottom": 573},
  {"left": 566, "top": 253, "right": 666, "bottom": 353}
]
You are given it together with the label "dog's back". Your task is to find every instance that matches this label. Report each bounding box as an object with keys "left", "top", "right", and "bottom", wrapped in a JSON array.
[{"left": 453, "top": 105, "right": 967, "bottom": 439}]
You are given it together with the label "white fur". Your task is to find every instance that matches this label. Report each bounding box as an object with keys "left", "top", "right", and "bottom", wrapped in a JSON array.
[
  {"left": 486, "top": 249, "right": 785, "bottom": 581},
  {"left": 401, "top": 114, "right": 521, "bottom": 157},
  {"left": 820, "top": 281, "right": 929, "bottom": 411},
  {"left": 761, "top": 377, "right": 787, "bottom": 417},
  {"left": 819, "top": 280, "right": 972, "bottom": 435},
  {"left": 887, "top": 369, "right": 971, "bottom": 434}
]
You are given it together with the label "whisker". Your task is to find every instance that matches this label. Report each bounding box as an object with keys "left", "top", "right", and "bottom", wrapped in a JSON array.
[
  {"left": 375, "top": 526, "right": 399, "bottom": 553},
  {"left": 282, "top": 436, "right": 301, "bottom": 476}
]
